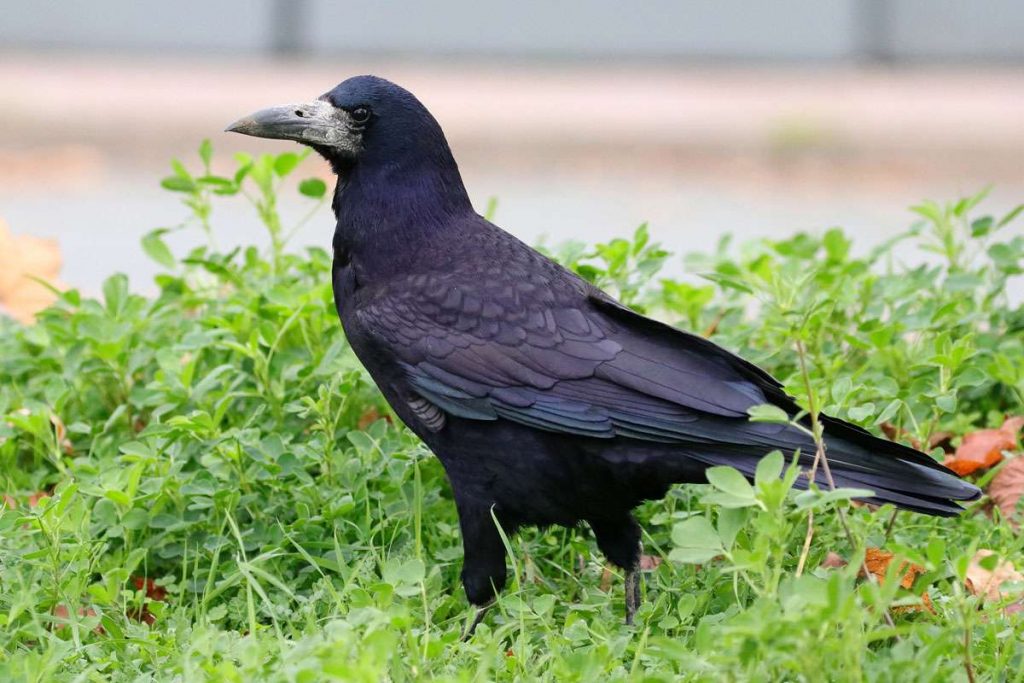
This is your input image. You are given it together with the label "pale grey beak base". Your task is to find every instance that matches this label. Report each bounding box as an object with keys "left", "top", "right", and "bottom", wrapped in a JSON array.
[{"left": 226, "top": 100, "right": 358, "bottom": 153}]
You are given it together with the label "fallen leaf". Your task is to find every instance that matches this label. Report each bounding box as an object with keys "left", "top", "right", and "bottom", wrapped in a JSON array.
[
  {"left": 28, "top": 491, "right": 52, "bottom": 507},
  {"left": 357, "top": 407, "right": 392, "bottom": 431},
  {"left": 132, "top": 576, "right": 167, "bottom": 602},
  {"left": 599, "top": 566, "right": 613, "bottom": 592},
  {"left": 639, "top": 554, "right": 662, "bottom": 571},
  {"left": 126, "top": 606, "right": 156, "bottom": 625},
  {"left": 49, "top": 413, "right": 74, "bottom": 456},
  {"left": 989, "top": 458, "right": 1024, "bottom": 529},
  {"left": 51, "top": 604, "right": 104, "bottom": 634},
  {"left": 965, "top": 550, "right": 1023, "bottom": 602},
  {"left": 821, "top": 551, "right": 848, "bottom": 569},
  {"left": 860, "top": 548, "right": 933, "bottom": 613},
  {"left": 944, "top": 416, "right": 1024, "bottom": 477},
  {"left": 0, "top": 219, "right": 66, "bottom": 324}
]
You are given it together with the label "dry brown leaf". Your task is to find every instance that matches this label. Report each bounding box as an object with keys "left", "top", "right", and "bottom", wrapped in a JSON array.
[
  {"left": 639, "top": 554, "right": 662, "bottom": 571},
  {"left": 28, "top": 491, "right": 51, "bottom": 507},
  {"left": 357, "top": 407, "right": 393, "bottom": 431},
  {"left": 49, "top": 413, "right": 74, "bottom": 456},
  {"left": 126, "top": 606, "right": 157, "bottom": 625},
  {"left": 965, "top": 550, "right": 1023, "bottom": 602},
  {"left": 989, "top": 458, "right": 1024, "bottom": 530},
  {"left": 861, "top": 547, "right": 933, "bottom": 613},
  {"left": 52, "top": 604, "right": 104, "bottom": 634},
  {"left": 821, "top": 551, "right": 848, "bottom": 569},
  {"left": 599, "top": 566, "right": 613, "bottom": 592},
  {"left": 943, "top": 416, "right": 1024, "bottom": 477},
  {"left": 132, "top": 576, "right": 167, "bottom": 602},
  {"left": 0, "top": 219, "right": 66, "bottom": 324}
]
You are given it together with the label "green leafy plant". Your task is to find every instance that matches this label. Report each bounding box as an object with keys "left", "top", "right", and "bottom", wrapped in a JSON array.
[{"left": 1, "top": 143, "right": 1021, "bottom": 681}]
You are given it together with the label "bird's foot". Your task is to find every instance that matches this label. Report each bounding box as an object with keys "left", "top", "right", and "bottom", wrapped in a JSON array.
[
  {"left": 461, "top": 602, "right": 492, "bottom": 641},
  {"left": 624, "top": 567, "right": 641, "bottom": 626}
]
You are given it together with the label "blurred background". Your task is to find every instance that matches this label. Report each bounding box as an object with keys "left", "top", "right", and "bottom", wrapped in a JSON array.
[{"left": 1, "top": 0, "right": 1023, "bottom": 302}]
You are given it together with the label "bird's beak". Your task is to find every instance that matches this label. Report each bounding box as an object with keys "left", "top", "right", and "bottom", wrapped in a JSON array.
[{"left": 225, "top": 99, "right": 354, "bottom": 149}]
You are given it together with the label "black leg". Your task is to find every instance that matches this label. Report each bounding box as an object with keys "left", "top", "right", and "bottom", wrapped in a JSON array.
[
  {"left": 461, "top": 602, "right": 492, "bottom": 641},
  {"left": 454, "top": 496, "right": 508, "bottom": 636},
  {"left": 589, "top": 515, "right": 643, "bottom": 625},
  {"left": 624, "top": 565, "right": 641, "bottom": 625}
]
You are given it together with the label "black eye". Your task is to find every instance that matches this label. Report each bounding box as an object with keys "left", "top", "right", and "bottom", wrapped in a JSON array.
[{"left": 350, "top": 106, "right": 371, "bottom": 124}]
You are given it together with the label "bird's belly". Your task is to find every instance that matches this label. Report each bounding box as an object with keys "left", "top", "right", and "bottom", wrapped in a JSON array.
[{"left": 422, "top": 418, "right": 671, "bottom": 528}]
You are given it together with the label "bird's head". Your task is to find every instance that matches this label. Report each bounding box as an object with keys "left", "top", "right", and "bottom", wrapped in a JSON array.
[{"left": 226, "top": 75, "right": 455, "bottom": 178}]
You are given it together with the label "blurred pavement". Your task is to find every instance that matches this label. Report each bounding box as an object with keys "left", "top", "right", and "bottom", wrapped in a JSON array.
[{"left": 1, "top": 53, "right": 1022, "bottom": 294}]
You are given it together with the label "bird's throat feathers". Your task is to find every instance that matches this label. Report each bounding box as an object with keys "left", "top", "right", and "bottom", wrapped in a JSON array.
[{"left": 331, "top": 131, "right": 472, "bottom": 279}]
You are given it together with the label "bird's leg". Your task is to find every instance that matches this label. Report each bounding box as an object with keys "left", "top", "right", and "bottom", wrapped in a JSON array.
[
  {"left": 624, "top": 559, "right": 642, "bottom": 625},
  {"left": 589, "top": 515, "right": 643, "bottom": 625},
  {"left": 454, "top": 496, "right": 508, "bottom": 638},
  {"left": 461, "top": 600, "right": 493, "bottom": 641}
]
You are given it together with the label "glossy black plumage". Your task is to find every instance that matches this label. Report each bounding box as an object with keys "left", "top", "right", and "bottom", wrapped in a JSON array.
[{"left": 233, "top": 75, "right": 981, "bottom": 619}]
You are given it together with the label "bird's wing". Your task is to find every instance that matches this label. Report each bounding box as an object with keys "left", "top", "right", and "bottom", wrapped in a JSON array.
[
  {"left": 356, "top": 264, "right": 809, "bottom": 450},
  {"left": 353, "top": 230, "right": 977, "bottom": 514}
]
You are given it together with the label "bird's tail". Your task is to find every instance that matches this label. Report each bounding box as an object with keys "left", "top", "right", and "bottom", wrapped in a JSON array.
[{"left": 686, "top": 415, "right": 981, "bottom": 517}]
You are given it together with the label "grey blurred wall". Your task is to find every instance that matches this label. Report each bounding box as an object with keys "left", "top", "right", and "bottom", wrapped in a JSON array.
[{"left": 1, "top": 0, "right": 1022, "bottom": 60}]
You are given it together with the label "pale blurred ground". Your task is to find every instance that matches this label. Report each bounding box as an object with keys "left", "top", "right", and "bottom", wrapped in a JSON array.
[{"left": 1, "top": 52, "right": 1023, "bottom": 295}]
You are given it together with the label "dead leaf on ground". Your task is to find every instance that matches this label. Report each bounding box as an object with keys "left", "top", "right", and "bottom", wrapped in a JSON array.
[
  {"left": 988, "top": 458, "right": 1024, "bottom": 530},
  {"left": 821, "top": 551, "right": 848, "bottom": 569},
  {"left": 126, "top": 606, "right": 157, "bottom": 625},
  {"left": 357, "top": 407, "right": 393, "bottom": 431},
  {"left": 132, "top": 576, "right": 168, "bottom": 602},
  {"left": 52, "top": 604, "right": 104, "bottom": 634},
  {"left": 600, "top": 555, "right": 662, "bottom": 591},
  {"left": 943, "top": 416, "right": 1024, "bottom": 477},
  {"left": 860, "top": 548, "right": 934, "bottom": 613},
  {"left": 0, "top": 219, "right": 66, "bottom": 324},
  {"left": 965, "top": 550, "right": 1023, "bottom": 602},
  {"left": 599, "top": 566, "right": 613, "bottom": 592},
  {"left": 49, "top": 413, "right": 74, "bottom": 456},
  {"left": 639, "top": 554, "right": 662, "bottom": 571},
  {"left": 28, "top": 490, "right": 52, "bottom": 507}
]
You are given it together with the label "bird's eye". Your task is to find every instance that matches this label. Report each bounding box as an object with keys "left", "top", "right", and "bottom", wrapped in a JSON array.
[{"left": 350, "top": 106, "right": 371, "bottom": 124}]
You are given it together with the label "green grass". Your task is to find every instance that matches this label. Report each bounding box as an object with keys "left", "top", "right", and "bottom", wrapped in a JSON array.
[{"left": 1, "top": 145, "right": 1022, "bottom": 681}]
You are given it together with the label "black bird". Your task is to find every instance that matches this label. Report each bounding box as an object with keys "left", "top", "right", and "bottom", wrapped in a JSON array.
[{"left": 227, "top": 76, "right": 981, "bottom": 627}]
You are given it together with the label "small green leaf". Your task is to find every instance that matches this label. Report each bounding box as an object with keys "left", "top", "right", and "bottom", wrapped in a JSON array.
[
  {"left": 274, "top": 152, "right": 301, "bottom": 177},
  {"left": 160, "top": 176, "right": 195, "bottom": 193},
  {"left": 847, "top": 403, "right": 875, "bottom": 422},
  {"left": 747, "top": 404, "right": 790, "bottom": 424},
  {"left": 298, "top": 178, "right": 327, "bottom": 198},
  {"left": 199, "top": 139, "right": 213, "bottom": 168},
  {"left": 706, "top": 466, "right": 755, "bottom": 499},
  {"left": 754, "top": 451, "right": 784, "bottom": 486},
  {"left": 104, "top": 490, "right": 131, "bottom": 507},
  {"left": 874, "top": 399, "right": 902, "bottom": 425},
  {"left": 141, "top": 230, "right": 176, "bottom": 269},
  {"left": 670, "top": 516, "right": 724, "bottom": 564}
]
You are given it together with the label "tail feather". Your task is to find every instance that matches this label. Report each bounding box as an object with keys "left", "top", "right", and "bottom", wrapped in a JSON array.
[{"left": 684, "top": 421, "right": 981, "bottom": 517}]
